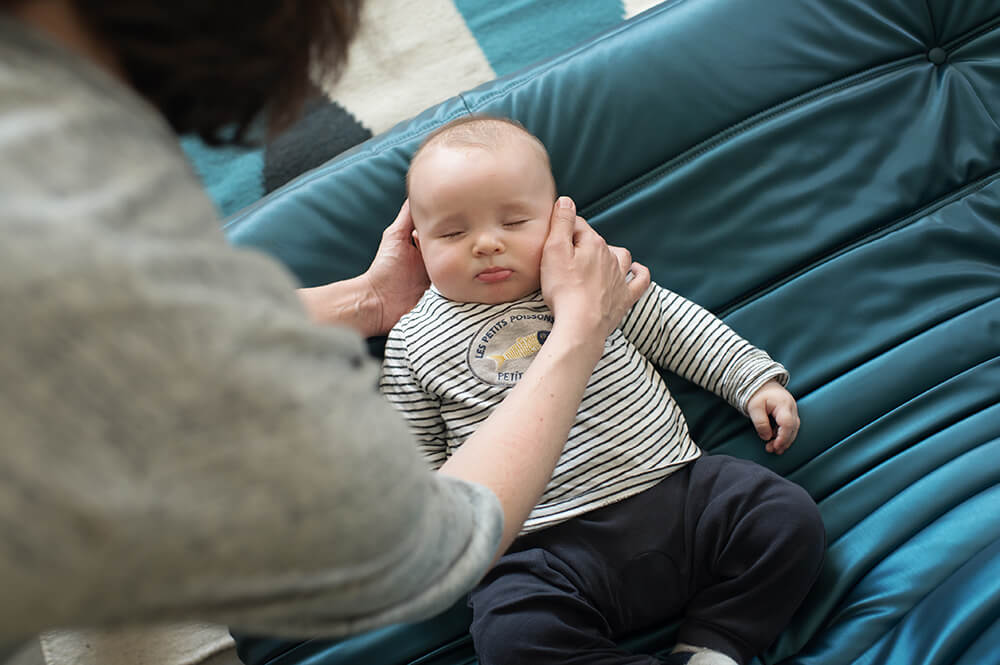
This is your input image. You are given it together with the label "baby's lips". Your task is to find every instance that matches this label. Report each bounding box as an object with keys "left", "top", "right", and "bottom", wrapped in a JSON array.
[{"left": 477, "top": 268, "right": 513, "bottom": 283}]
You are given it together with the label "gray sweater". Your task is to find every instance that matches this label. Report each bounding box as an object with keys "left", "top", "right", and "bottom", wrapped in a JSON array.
[{"left": 0, "top": 16, "right": 501, "bottom": 656}]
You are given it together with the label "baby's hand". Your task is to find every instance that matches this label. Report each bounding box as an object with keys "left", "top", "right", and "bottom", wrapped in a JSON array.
[{"left": 746, "top": 380, "right": 800, "bottom": 455}]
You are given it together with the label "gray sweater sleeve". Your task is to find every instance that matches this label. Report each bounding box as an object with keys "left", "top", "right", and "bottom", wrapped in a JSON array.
[{"left": 0, "top": 17, "right": 501, "bottom": 642}]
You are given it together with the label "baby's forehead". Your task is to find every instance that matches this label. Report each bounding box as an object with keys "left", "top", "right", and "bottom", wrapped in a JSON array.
[
  {"left": 431, "top": 117, "right": 536, "bottom": 147},
  {"left": 409, "top": 134, "right": 547, "bottom": 188},
  {"left": 407, "top": 118, "right": 555, "bottom": 200},
  {"left": 424, "top": 129, "right": 542, "bottom": 161},
  {"left": 418, "top": 118, "right": 548, "bottom": 162}
]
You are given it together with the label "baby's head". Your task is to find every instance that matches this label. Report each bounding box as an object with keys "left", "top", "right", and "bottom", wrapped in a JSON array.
[{"left": 406, "top": 115, "right": 557, "bottom": 304}]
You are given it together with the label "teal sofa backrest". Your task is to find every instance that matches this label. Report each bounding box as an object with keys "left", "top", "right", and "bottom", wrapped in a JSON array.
[{"left": 226, "top": 1, "right": 1000, "bottom": 663}]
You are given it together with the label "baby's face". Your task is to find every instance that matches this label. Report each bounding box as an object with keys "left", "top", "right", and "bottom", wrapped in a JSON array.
[{"left": 409, "top": 137, "right": 555, "bottom": 304}]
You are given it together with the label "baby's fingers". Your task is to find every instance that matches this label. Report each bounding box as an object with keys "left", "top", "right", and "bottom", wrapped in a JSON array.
[
  {"left": 767, "top": 403, "right": 800, "bottom": 455},
  {"left": 749, "top": 405, "right": 774, "bottom": 442},
  {"left": 625, "top": 261, "right": 651, "bottom": 301}
]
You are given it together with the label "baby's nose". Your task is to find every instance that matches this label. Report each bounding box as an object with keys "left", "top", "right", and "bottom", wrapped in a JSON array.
[{"left": 473, "top": 234, "right": 504, "bottom": 254}]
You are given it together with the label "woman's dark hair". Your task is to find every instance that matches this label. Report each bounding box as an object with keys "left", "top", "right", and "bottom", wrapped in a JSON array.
[{"left": 29, "top": 1, "right": 364, "bottom": 145}]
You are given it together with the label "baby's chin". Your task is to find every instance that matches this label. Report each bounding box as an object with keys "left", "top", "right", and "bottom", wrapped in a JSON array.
[{"left": 436, "top": 282, "right": 541, "bottom": 304}]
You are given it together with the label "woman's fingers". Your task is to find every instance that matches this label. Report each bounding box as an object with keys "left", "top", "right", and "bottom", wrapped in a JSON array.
[
  {"left": 539, "top": 197, "right": 648, "bottom": 335},
  {"left": 608, "top": 244, "right": 632, "bottom": 273},
  {"left": 544, "top": 197, "right": 578, "bottom": 255}
]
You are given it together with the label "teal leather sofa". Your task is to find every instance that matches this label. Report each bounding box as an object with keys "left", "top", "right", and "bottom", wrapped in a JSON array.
[{"left": 226, "top": 0, "right": 1000, "bottom": 663}]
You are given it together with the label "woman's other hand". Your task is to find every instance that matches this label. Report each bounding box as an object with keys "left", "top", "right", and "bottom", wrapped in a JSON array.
[
  {"left": 362, "top": 199, "right": 430, "bottom": 335},
  {"left": 298, "top": 200, "right": 429, "bottom": 337},
  {"left": 540, "top": 197, "right": 650, "bottom": 340}
]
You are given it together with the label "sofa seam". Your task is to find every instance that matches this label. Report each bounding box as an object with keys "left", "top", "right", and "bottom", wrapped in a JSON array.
[
  {"left": 818, "top": 406, "right": 1000, "bottom": 519},
  {"left": 226, "top": 11, "right": 1000, "bottom": 231},
  {"left": 583, "top": 51, "right": 933, "bottom": 220},
  {"left": 581, "top": 13, "right": 1000, "bottom": 221},
  {"left": 786, "top": 354, "right": 1000, "bottom": 494},
  {"left": 816, "top": 394, "right": 1000, "bottom": 523},
  {"left": 800, "top": 297, "right": 1000, "bottom": 413},
  {"left": 785, "top": 306, "right": 1000, "bottom": 500},
  {"left": 805, "top": 477, "right": 1000, "bottom": 665},
  {"left": 950, "top": 65, "right": 1000, "bottom": 133},
  {"left": 786, "top": 302, "right": 1000, "bottom": 484},
  {"left": 941, "top": 12, "right": 1000, "bottom": 51},
  {"left": 844, "top": 530, "right": 1000, "bottom": 664},
  {"left": 716, "top": 167, "right": 1000, "bottom": 319},
  {"left": 458, "top": 92, "right": 473, "bottom": 116},
  {"left": 923, "top": 0, "right": 937, "bottom": 43},
  {"left": 780, "top": 475, "right": 1000, "bottom": 665}
]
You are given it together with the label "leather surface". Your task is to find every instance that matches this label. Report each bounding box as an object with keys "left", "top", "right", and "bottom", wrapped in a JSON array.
[{"left": 226, "top": 1, "right": 1000, "bottom": 663}]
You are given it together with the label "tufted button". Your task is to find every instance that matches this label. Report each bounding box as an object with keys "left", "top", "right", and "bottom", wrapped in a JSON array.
[{"left": 928, "top": 47, "right": 947, "bottom": 65}]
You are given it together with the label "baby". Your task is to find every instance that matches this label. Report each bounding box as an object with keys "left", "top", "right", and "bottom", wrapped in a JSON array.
[{"left": 380, "top": 115, "right": 825, "bottom": 665}]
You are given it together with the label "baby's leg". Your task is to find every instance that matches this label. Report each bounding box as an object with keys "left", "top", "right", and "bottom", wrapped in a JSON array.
[
  {"left": 678, "top": 455, "right": 826, "bottom": 664},
  {"left": 470, "top": 547, "right": 662, "bottom": 665}
]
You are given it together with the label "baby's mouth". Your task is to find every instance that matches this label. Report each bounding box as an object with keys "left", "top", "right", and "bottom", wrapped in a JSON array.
[{"left": 476, "top": 267, "right": 513, "bottom": 283}]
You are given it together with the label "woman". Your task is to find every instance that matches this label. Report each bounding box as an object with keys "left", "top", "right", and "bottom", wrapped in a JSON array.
[{"left": 0, "top": 0, "right": 649, "bottom": 661}]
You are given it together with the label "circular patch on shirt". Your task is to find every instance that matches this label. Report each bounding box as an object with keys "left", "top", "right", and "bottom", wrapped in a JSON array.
[{"left": 467, "top": 304, "right": 553, "bottom": 385}]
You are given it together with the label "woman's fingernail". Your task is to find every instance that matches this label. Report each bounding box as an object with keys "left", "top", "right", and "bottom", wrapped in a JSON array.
[{"left": 557, "top": 196, "right": 573, "bottom": 209}]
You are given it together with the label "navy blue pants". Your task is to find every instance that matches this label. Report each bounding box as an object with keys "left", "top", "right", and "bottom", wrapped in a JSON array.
[{"left": 469, "top": 455, "right": 826, "bottom": 665}]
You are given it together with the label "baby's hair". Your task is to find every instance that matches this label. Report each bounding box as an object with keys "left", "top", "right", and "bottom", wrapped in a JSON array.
[{"left": 406, "top": 114, "right": 554, "bottom": 195}]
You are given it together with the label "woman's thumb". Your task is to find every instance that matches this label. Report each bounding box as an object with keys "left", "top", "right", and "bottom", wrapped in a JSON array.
[{"left": 548, "top": 196, "right": 577, "bottom": 239}]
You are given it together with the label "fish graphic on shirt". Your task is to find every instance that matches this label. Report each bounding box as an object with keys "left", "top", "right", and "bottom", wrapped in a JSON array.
[{"left": 488, "top": 330, "right": 550, "bottom": 370}]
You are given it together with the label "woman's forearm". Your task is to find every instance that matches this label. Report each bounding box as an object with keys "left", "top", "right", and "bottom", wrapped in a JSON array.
[
  {"left": 298, "top": 276, "right": 381, "bottom": 338},
  {"left": 438, "top": 324, "right": 605, "bottom": 560}
]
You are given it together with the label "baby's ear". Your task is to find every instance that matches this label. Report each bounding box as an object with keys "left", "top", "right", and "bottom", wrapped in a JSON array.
[{"left": 411, "top": 228, "right": 421, "bottom": 249}]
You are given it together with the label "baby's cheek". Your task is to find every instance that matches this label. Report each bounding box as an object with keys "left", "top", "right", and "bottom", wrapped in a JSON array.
[{"left": 431, "top": 253, "right": 466, "bottom": 287}]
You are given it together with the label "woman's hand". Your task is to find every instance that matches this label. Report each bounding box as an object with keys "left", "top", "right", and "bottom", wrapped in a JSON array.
[
  {"left": 298, "top": 200, "right": 429, "bottom": 337},
  {"left": 540, "top": 197, "right": 650, "bottom": 340},
  {"left": 361, "top": 200, "right": 430, "bottom": 335}
]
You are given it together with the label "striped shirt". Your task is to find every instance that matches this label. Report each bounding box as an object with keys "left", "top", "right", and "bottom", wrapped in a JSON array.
[{"left": 381, "top": 282, "right": 788, "bottom": 534}]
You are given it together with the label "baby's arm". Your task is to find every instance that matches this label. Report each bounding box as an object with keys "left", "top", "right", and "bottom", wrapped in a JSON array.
[
  {"left": 746, "top": 379, "right": 800, "bottom": 455},
  {"left": 620, "top": 282, "right": 793, "bottom": 452}
]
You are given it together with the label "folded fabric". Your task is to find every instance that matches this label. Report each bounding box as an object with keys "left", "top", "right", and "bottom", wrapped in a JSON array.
[{"left": 40, "top": 624, "right": 234, "bottom": 665}]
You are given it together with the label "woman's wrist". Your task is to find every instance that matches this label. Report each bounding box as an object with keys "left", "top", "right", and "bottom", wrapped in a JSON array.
[{"left": 544, "top": 322, "right": 607, "bottom": 369}]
